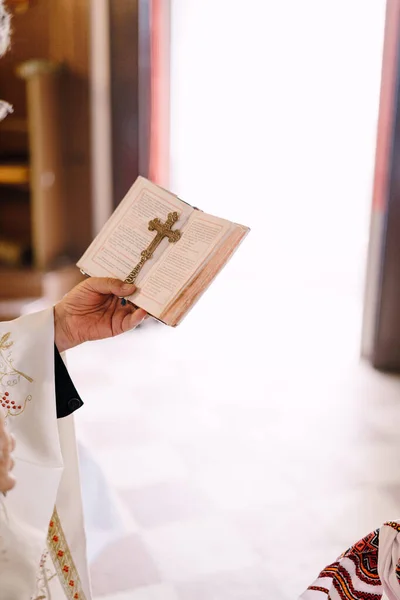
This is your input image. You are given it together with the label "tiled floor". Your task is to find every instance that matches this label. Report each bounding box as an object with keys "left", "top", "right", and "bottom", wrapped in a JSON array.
[{"left": 66, "top": 264, "right": 400, "bottom": 599}]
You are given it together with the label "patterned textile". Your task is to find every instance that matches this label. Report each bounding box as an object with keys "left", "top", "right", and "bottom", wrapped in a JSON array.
[
  {"left": 300, "top": 521, "right": 400, "bottom": 599},
  {"left": 300, "top": 529, "right": 383, "bottom": 599}
]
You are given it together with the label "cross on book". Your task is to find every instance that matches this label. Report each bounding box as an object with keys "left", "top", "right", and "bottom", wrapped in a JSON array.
[
  {"left": 124, "top": 212, "right": 182, "bottom": 284},
  {"left": 77, "top": 176, "right": 249, "bottom": 325}
]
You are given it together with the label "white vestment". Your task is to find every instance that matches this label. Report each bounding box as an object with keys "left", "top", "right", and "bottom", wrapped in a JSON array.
[{"left": 0, "top": 308, "right": 91, "bottom": 599}]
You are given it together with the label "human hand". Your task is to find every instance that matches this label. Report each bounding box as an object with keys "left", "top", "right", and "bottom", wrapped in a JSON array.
[
  {"left": 0, "top": 412, "right": 15, "bottom": 494},
  {"left": 54, "top": 278, "right": 147, "bottom": 352}
]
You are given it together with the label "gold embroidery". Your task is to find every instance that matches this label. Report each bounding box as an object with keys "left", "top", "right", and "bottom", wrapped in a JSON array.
[
  {"left": 31, "top": 550, "right": 57, "bottom": 600},
  {"left": 384, "top": 521, "right": 400, "bottom": 533},
  {"left": 47, "top": 509, "right": 87, "bottom": 600},
  {"left": 0, "top": 331, "right": 33, "bottom": 418},
  {"left": 0, "top": 332, "right": 33, "bottom": 384}
]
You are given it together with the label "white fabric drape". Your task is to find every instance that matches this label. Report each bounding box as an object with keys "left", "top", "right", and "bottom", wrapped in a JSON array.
[{"left": 0, "top": 308, "right": 91, "bottom": 600}]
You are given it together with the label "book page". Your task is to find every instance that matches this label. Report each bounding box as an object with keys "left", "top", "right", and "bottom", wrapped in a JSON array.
[
  {"left": 77, "top": 177, "right": 193, "bottom": 283},
  {"left": 161, "top": 224, "right": 249, "bottom": 326},
  {"left": 130, "top": 211, "right": 233, "bottom": 317}
]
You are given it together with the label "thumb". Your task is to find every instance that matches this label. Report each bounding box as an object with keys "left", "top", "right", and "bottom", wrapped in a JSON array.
[
  {"left": 86, "top": 278, "right": 136, "bottom": 297},
  {"left": 0, "top": 410, "right": 6, "bottom": 436},
  {"left": 123, "top": 308, "right": 147, "bottom": 331}
]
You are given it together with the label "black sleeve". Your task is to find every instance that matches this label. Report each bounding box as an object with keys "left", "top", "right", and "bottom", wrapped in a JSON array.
[{"left": 54, "top": 345, "right": 84, "bottom": 419}]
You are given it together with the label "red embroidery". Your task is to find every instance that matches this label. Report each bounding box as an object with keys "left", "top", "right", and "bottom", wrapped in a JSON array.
[
  {"left": 384, "top": 521, "right": 400, "bottom": 533},
  {"left": 1, "top": 391, "right": 31, "bottom": 416},
  {"left": 48, "top": 508, "right": 87, "bottom": 599},
  {"left": 0, "top": 331, "right": 33, "bottom": 418}
]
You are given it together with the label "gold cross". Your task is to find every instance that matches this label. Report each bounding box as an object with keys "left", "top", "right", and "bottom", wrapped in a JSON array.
[{"left": 124, "top": 212, "right": 182, "bottom": 284}]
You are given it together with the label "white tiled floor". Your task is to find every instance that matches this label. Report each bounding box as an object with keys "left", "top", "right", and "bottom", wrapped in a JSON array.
[
  {"left": 142, "top": 517, "right": 258, "bottom": 581},
  {"left": 66, "top": 273, "right": 400, "bottom": 599},
  {"left": 99, "top": 585, "right": 180, "bottom": 600},
  {"left": 95, "top": 442, "right": 188, "bottom": 490}
]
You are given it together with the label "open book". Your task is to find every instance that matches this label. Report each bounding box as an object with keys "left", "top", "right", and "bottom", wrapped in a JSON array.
[{"left": 77, "top": 176, "right": 249, "bottom": 326}]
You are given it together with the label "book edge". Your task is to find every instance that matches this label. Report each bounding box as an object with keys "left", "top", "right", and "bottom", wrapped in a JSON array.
[{"left": 159, "top": 224, "right": 249, "bottom": 326}]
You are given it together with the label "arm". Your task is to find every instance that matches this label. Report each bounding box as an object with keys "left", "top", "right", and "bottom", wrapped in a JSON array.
[
  {"left": 53, "top": 278, "right": 146, "bottom": 352},
  {"left": 53, "top": 277, "right": 146, "bottom": 417}
]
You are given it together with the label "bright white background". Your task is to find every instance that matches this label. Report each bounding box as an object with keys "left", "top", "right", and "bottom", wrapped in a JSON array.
[{"left": 170, "top": 0, "right": 385, "bottom": 333}]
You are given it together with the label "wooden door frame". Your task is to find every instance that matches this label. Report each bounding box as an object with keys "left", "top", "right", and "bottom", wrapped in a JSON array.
[
  {"left": 362, "top": 0, "right": 400, "bottom": 370},
  {"left": 108, "top": 0, "right": 171, "bottom": 207}
]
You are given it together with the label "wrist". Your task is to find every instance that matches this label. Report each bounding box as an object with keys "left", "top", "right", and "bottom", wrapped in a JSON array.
[{"left": 54, "top": 304, "right": 74, "bottom": 353}]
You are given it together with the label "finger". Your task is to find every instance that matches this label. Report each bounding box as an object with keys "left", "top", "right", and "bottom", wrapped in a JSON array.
[
  {"left": 1, "top": 418, "right": 14, "bottom": 456},
  {"left": 1, "top": 474, "right": 15, "bottom": 493},
  {"left": 8, "top": 455, "right": 14, "bottom": 471},
  {"left": 0, "top": 444, "right": 10, "bottom": 464},
  {"left": 86, "top": 278, "right": 137, "bottom": 298},
  {"left": 0, "top": 411, "right": 7, "bottom": 437},
  {"left": 0, "top": 421, "right": 10, "bottom": 464},
  {"left": 123, "top": 308, "right": 147, "bottom": 331}
]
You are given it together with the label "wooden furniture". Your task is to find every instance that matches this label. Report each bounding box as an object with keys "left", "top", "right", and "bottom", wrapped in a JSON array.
[
  {"left": 0, "top": 163, "right": 29, "bottom": 185},
  {"left": 0, "top": 1, "right": 89, "bottom": 319},
  {"left": 16, "top": 59, "right": 66, "bottom": 270},
  {"left": 0, "top": 0, "right": 171, "bottom": 320}
]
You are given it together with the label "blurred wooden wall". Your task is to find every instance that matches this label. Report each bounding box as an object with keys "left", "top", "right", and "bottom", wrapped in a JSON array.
[
  {"left": 0, "top": 0, "right": 91, "bottom": 318},
  {"left": 0, "top": 0, "right": 171, "bottom": 318},
  {"left": 0, "top": 0, "right": 92, "bottom": 258},
  {"left": 48, "top": 0, "right": 92, "bottom": 258}
]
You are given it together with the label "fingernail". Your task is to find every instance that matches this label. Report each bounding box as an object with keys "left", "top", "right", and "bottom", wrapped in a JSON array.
[{"left": 121, "top": 282, "right": 136, "bottom": 293}]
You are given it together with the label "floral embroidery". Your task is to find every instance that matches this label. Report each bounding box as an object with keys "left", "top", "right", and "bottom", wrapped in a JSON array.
[
  {"left": 47, "top": 509, "right": 87, "bottom": 600},
  {"left": 31, "top": 550, "right": 57, "bottom": 600},
  {"left": 1, "top": 390, "right": 32, "bottom": 416},
  {"left": 0, "top": 331, "right": 33, "bottom": 418}
]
